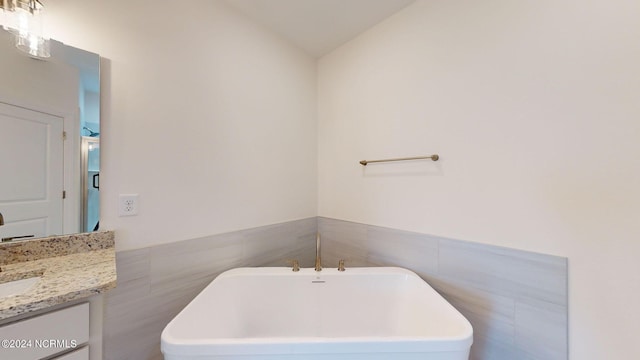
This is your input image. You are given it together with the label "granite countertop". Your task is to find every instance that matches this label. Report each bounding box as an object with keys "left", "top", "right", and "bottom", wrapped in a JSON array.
[{"left": 0, "top": 231, "right": 117, "bottom": 320}]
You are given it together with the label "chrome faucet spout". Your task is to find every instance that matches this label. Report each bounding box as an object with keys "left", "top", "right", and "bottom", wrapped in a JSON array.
[{"left": 315, "top": 232, "right": 322, "bottom": 272}]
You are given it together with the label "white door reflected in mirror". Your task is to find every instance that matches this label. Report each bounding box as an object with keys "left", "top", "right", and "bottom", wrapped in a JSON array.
[{"left": 0, "top": 102, "right": 63, "bottom": 241}]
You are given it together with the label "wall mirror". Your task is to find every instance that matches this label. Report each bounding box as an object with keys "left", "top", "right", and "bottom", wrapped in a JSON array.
[{"left": 0, "top": 28, "right": 100, "bottom": 241}]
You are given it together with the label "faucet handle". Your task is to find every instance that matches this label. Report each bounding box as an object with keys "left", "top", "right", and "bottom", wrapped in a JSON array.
[
  {"left": 286, "top": 259, "right": 300, "bottom": 272},
  {"left": 338, "top": 259, "right": 346, "bottom": 272}
]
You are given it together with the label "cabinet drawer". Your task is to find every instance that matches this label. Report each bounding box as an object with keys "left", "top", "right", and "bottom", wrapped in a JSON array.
[
  {"left": 0, "top": 303, "right": 89, "bottom": 360},
  {"left": 53, "top": 346, "right": 89, "bottom": 360}
]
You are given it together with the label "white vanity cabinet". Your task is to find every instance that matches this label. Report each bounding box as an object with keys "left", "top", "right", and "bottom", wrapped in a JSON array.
[
  {"left": 0, "top": 233, "right": 114, "bottom": 360},
  {"left": 0, "top": 303, "right": 89, "bottom": 360}
]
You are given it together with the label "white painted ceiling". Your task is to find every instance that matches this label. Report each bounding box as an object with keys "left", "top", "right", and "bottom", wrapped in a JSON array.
[{"left": 224, "top": 0, "right": 416, "bottom": 57}]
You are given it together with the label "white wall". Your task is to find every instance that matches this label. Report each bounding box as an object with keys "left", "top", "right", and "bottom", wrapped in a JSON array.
[
  {"left": 318, "top": 0, "right": 640, "bottom": 359},
  {"left": 43, "top": 0, "right": 318, "bottom": 251}
]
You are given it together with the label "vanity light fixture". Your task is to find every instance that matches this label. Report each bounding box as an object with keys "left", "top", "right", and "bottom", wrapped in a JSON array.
[{"left": 0, "top": 0, "right": 50, "bottom": 58}]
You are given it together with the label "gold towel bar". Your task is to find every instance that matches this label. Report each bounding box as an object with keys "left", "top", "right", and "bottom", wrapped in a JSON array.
[{"left": 359, "top": 155, "right": 439, "bottom": 166}]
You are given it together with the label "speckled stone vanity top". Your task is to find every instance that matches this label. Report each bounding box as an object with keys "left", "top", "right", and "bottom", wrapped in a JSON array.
[{"left": 0, "top": 231, "right": 116, "bottom": 320}]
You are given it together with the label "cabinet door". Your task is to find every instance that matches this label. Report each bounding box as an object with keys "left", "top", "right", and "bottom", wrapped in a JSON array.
[
  {"left": 53, "top": 346, "right": 89, "bottom": 360},
  {"left": 0, "top": 303, "right": 89, "bottom": 360}
]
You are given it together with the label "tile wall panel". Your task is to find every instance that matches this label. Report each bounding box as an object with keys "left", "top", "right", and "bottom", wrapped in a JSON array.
[
  {"left": 318, "top": 217, "right": 369, "bottom": 267},
  {"left": 104, "top": 217, "right": 566, "bottom": 360},
  {"left": 103, "top": 218, "right": 317, "bottom": 360},
  {"left": 318, "top": 217, "right": 568, "bottom": 360}
]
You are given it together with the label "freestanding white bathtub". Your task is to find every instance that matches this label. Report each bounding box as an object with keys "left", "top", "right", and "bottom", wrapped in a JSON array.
[{"left": 161, "top": 267, "right": 473, "bottom": 360}]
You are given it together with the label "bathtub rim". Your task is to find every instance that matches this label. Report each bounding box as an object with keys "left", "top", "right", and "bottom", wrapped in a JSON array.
[{"left": 161, "top": 266, "right": 473, "bottom": 357}]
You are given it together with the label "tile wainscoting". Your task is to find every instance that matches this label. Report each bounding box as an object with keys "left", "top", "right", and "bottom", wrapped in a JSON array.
[
  {"left": 103, "top": 217, "right": 567, "bottom": 360},
  {"left": 319, "top": 217, "right": 568, "bottom": 360},
  {"left": 103, "top": 218, "right": 317, "bottom": 360}
]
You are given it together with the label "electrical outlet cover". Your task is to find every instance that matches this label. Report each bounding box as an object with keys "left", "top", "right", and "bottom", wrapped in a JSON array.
[{"left": 118, "top": 194, "right": 139, "bottom": 216}]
